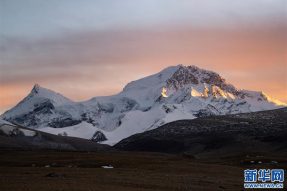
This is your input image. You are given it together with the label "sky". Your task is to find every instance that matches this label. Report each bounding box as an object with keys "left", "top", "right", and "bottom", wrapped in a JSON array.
[{"left": 0, "top": 0, "right": 286, "bottom": 113}]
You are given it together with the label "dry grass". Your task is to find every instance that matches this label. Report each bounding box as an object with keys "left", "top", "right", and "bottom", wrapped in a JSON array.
[{"left": 0, "top": 150, "right": 285, "bottom": 191}]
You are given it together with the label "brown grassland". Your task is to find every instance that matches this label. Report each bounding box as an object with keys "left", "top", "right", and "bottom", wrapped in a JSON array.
[{"left": 0, "top": 150, "right": 286, "bottom": 191}]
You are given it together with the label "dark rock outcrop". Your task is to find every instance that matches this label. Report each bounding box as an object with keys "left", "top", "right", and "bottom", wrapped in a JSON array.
[{"left": 91, "top": 131, "right": 107, "bottom": 143}]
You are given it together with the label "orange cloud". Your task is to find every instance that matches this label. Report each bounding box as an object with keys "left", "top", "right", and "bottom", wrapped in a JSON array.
[{"left": 0, "top": 24, "right": 286, "bottom": 113}]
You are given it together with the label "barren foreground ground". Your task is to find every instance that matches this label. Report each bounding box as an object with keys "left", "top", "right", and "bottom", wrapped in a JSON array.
[{"left": 0, "top": 150, "right": 286, "bottom": 191}]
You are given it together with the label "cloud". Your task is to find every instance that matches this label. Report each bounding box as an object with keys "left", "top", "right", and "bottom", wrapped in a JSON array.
[
  {"left": 0, "top": 22, "right": 286, "bottom": 113},
  {"left": 1, "top": 0, "right": 286, "bottom": 38}
]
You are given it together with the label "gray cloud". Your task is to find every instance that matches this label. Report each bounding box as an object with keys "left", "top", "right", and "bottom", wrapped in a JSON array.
[{"left": 1, "top": 0, "right": 286, "bottom": 38}]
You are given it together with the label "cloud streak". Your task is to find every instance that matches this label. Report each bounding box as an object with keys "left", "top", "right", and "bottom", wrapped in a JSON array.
[
  {"left": 1, "top": 0, "right": 286, "bottom": 38},
  {"left": 0, "top": 0, "right": 286, "bottom": 113},
  {"left": 1, "top": 23, "right": 286, "bottom": 113}
]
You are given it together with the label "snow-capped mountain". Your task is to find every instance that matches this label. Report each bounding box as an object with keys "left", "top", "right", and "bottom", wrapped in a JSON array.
[{"left": 1, "top": 65, "right": 286, "bottom": 145}]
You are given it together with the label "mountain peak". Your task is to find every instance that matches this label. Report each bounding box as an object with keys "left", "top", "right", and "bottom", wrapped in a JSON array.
[
  {"left": 122, "top": 64, "right": 238, "bottom": 96},
  {"left": 31, "top": 83, "right": 43, "bottom": 95},
  {"left": 33, "top": 83, "right": 40, "bottom": 89},
  {"left": 28, "top": 84, "right": 73, "bottom": 105},
  {"left": 165, "top": 65, "right": 235, "bottom": 92},
  {"left": 1, "top": 84, "right": 74, "bottom": 120}
]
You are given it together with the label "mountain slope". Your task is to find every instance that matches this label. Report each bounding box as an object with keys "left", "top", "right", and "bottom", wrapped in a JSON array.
[
  {"left": 115, "top": 108, "right": 287, "bottom": 157},
  {"left": 1, "top": 65, "right": 286, "bottom": 145},
  {"left": 0, "top": 119, "right": 110, "bottom": 151}
]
